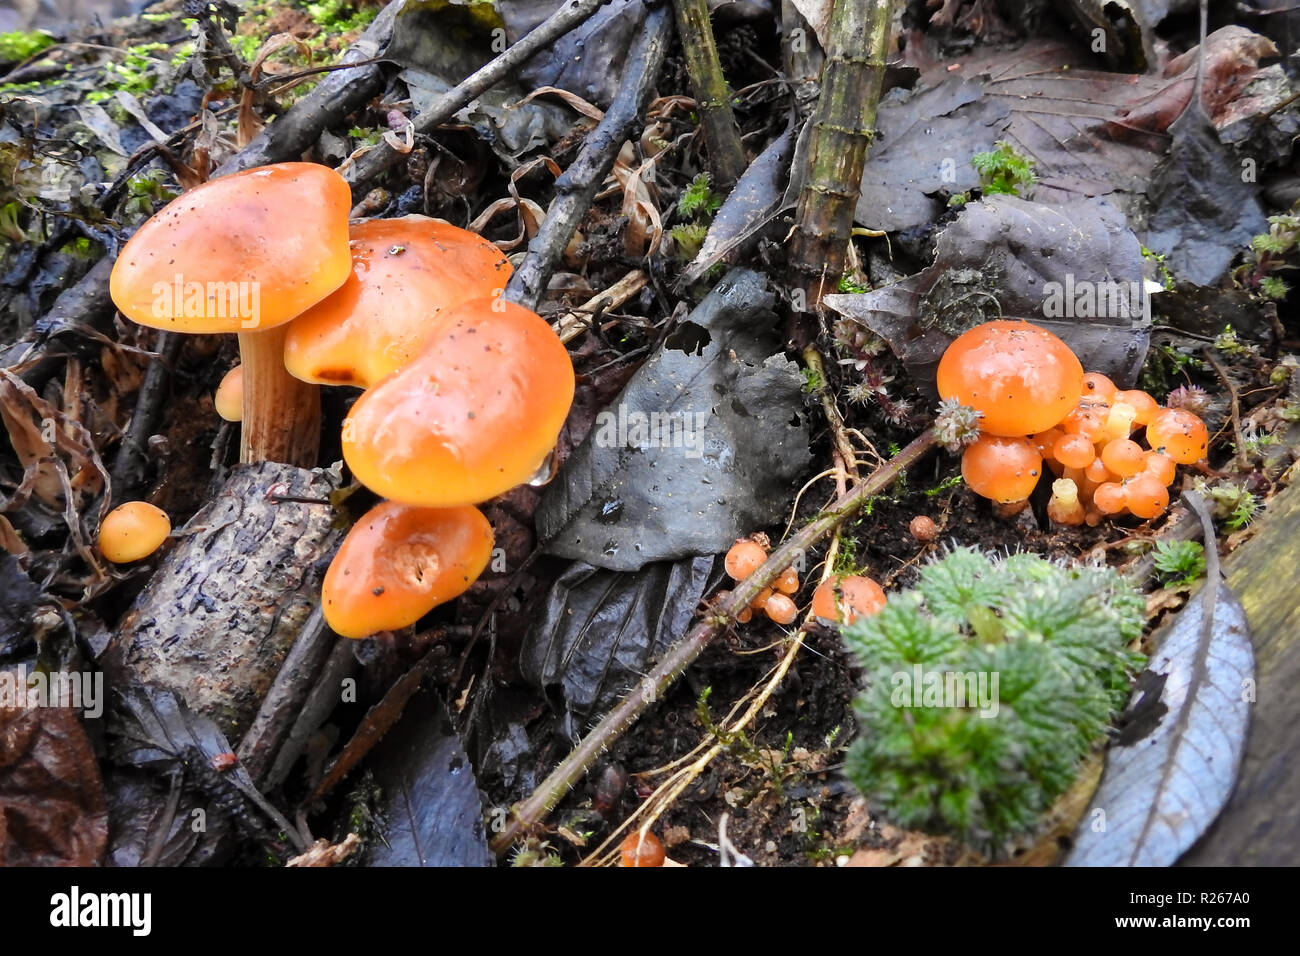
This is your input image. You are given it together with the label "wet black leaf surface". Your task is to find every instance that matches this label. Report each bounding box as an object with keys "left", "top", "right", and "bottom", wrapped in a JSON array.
[
  {"left": 363, "top": 690, "right": 492, "bottom": 867},
  {"left": 520, "top": 555, "right": 721, "bottom": 721},
  {"left": 538, "top": 269, "right": 811, "bottom": 572},
  {"left": 0, "top": 554, "right": 42, "bottom": 656},
  {"left": 1144, "top": 106, "right": 1268, "bottom": 287}
]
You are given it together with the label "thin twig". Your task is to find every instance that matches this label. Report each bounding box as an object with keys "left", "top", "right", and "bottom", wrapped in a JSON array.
[
  {"left": 1204, "top": 348, "right": 1247, "bottom": 470},
  {"left": 489, "top": 427, "right": 937, "bottom": 854},
  {"left": 342, "top": 0, "right": 615, "bottom": 197},
  {"left": 505, "top": 6, "right": 673, "bottom": 311},
  {"left": 671, "top": 0, "right": 748, "bottom": 189}
]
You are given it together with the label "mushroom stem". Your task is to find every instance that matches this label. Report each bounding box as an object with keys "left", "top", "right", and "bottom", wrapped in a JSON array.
[{"left": 238, "top": 326, "right": 320, "bottom": 466}]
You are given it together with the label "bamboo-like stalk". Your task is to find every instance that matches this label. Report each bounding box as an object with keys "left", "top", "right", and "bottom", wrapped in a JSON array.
[
  {"left": 672, "top": 0, "right": 748, "bottom": 190},
  {"left": 788, "top": 0, "right": 893, "bottom": 318},
  {"left": 488, "top": 427, "right": 936, "bottom": 854}
]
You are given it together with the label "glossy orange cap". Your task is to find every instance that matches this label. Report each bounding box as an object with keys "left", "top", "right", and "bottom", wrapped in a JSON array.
[
  {"left": 322, "top": 501, "right": 494, "bottom": 639},
  {"left": 936, "top": 320, "right": 1084, "bottom": 437},
  {"left": 109, "top": 163, "right": 352, "bottom": 333},
  {"left": 284, "top": 216, "right": 512, "bottom": 387},
  {"left": 342, "top": 297, "right": 575, "bottom": 507}
]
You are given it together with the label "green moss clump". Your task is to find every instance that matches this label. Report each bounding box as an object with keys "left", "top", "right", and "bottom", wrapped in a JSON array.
[
  {"left": 841, "top": 547, "right": 1144, "bottom": 852},
  {"left": 0, "top": 30, "right": 55, "bottom": 63}
]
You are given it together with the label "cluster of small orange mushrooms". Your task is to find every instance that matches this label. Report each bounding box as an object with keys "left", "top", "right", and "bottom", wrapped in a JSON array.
[
  {"left": 718, "top": 534, "right": 888, "bottom": 627},
  {"left": 937, "top": 320, "right": 1209, "bottom": 525},
  {"left": 101, "top": 162, "right": 575, "bottom": 639}
]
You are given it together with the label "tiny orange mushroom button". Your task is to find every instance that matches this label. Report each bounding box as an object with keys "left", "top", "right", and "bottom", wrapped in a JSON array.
[
  {"left": 342, "top": 297, "right": 575, "bottom": 508},
  {"left": 322, "top": 501, "right": 495, "bottom": 640}
]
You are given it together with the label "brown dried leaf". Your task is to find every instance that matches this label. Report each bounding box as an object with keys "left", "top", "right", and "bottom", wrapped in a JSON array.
[{"left": 0, "top": 705, "right": 108, "bottom": 866}]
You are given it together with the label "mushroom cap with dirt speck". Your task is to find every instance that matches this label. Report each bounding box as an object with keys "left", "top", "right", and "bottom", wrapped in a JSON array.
[
  {"left": 284, "top": 216, "right": 512, "bottom": 388},
  {"left": 108, "top": 163, "right": 352, "bottom": 334},
  {"left": 322, "top": 501, "right": 494, "bottom": 640},
  {"left": 936, "top": 320, "right": 1084, "bottom": 437},
  {"left": 99, "top": 501, "right": 171, "bottom": 563},
  {"left": 341, "top": 297, "right": 575, "bottom": 507}
]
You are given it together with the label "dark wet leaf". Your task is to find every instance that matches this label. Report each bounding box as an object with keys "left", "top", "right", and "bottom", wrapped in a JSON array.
[
  {"left": 520, "top": 555, "right": 720, "bottom": 719},
  {"left": 363, "top": 691, "right": 492, "bottom": 867},
  {"left": 864, "top": 29, "right": 1283, "bottom": 233},
  {"left": 0, "top": 704, "right": 107, "bottom": 866},
  {"left": 1143, "top": 106, "right": 1267, "bottom": 287},
  {"left": 0, "top": 554, "right": 42, "bottom": 656},
  {"left": 1065, "top": 580, "right": 1254, "bottom": 867},
  {"left": 538, "top": 269, "right": 811, "bottom": 572},
  {"left": 826, "top": 195, "right": 1151, "bottom": 390},
  {"left": 498, "top": 0, "right": 646, "bottom": 110},
  {"left": 104, "top": 769, "right": 222, "bottom": 868},
  {"left": 109, "top": 684, "right": 297, "bottom": 844}
]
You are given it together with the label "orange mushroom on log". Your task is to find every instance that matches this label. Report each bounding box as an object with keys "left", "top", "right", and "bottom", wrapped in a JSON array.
[
  {"left": 322, "top": 500, "right": 494, "bottom": 640},
  {"left": 284, "top": 216, "right": 512, "bottom": 389},
  {"left": 341, "top": 297, "right": 575, "bottom": 507},
  {"left": 109, "top": 163, "right": 352, "bottom": 466}
]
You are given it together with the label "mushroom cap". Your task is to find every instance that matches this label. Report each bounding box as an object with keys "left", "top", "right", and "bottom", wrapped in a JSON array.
[
  {"left": 284, "top": 216, "right": 512, "bottom": 388},
  {"left": 109, "top": 163, "right": 352, "bottom": 334},
  {"left": 99, "top": 501, "right": 171, "bottom": 563},
  {"left": 961, "top": 433, "right": 1043, "bottom": 503},
  {"left": 322, "top": 501, "right": 494, "bottom": 639},
  {"left": 936, "top": 320, "right": 1084, "bottom": 437},
  {"left": 342, "top": 297, "right": 575, "bottom": 507},
  {"left": 214, "top": 365, "right": 243, "bottom": 422}
]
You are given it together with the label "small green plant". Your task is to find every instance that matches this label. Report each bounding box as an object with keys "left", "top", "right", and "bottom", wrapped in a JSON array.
[
  {"left": 970, "top": 141, "right": 1036, "bottom": 198},
  {"left": 1141, "top": 245, "right": 1176, "bottom": 291},
  {"left": 842, "top": 548, "right": 1144, "bottom": 853},
  {"left": 1214, "top": 325, "right": 1253, "bottom": 358},
  {"left": 1152, "top": 540, "right": 1206, "bottom": 589},
  {"left": 800, "top": 365, "right": 825, "bottom": 394},
  {"left": 0, "top": 30, "right": 55, "bottom": 62},
  {"left": 1236, "top": 211, "right": 1300, "bottom": 300},
  {"left": 677, "top": 172, "right": 722, "bottom": 219},
  {"left": 837, "top": 273, "right": 870, "bottom": 294}
]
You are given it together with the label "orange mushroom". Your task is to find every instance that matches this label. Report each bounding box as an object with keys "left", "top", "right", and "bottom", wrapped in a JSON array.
[
  {"left": 764, "top": 592, "right": 798, "bottom": 625},
  {"left": 214, "top": 365, "right": 243, "bottom": 422},
  {"left": 99, "top": 501, "right": 171, "bottom": 563},
  {"left": 619, "top": 831, "right": 666, "bottom": 867},
  {"left": 811, "top": 575, "right": 886, "bottom": 625},
  {"left": 725, "top": 538, "right": 767, "bottom": 580},
  {"left": 1146, "top": 408, "right": 1209, "bottom": 465},
  {"left": 960, "top": 434, "right": 1043, "bottom": 504},
  {"left": 1124, "top": 474, "right": 1170, "bottom": 520},
  {"left": 936, "top": 320, "right": 1084, "bottom": 437},
  {"left": 109, "top": 163, "right": 352, "bottom": 465},
  {"left": 321, "top": 500, "right": 494, "bottom": 639},
  {"left": 341, "top": 297, "right": 575, "bottom": 508},
  {"left": 284, "top": 216, "right": 512, "bottom": 388}
]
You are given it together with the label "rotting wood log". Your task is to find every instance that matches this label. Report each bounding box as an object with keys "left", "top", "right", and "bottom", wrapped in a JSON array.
[
  {"left": 100, "top": 463, "right": 342, "bottom": 740},
  {"left": 1179, "top": 477, "right": 1300, "bottom": 865}
]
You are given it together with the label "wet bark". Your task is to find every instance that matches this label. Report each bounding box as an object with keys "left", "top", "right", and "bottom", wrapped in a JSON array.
[{"left": 100, "top": 463, "right": 342, "bottom": 739}]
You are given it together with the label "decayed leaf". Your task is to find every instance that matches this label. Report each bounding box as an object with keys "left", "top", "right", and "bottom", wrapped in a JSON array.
[
  {"left": 1065, "top": 576, "right": 1254, "bottom": 866},
  {"left": 363, "top": 691, "right": 493, "bottom": 867},
  {"left": 0, "top": 704, "right": 108, "bottom": 866},
  {"left": 1144, "top": 104, "right": 1267, "bottom": 286},
  {"left": 861, "top": 28, "right": 1284, "bottom": 233},
  {"left": 287, "top": 833, "right": 362, "bottom": 867},
  {"left": 0, "top": 554, "right": 42, "bottom": 656},
  {"left": 537, "top": 269, "right": 811, "bottom": 572},
  {"left": 520, "top": 555, "right": 719, "bottom": 719},
  {"left": 825, "top": 195, "right": 1152, "bottom": 390}
]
